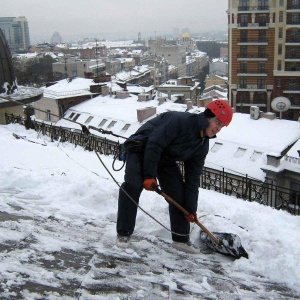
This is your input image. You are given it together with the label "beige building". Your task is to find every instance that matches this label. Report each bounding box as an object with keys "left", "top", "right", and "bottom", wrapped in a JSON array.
[
  {"left": 148, "top": 38, "right": 186, "bottom": 77},
  {"left": 205, "top": 74, "right": 228, "bottom": 89},
  {"left": 52, "top": 57, "right": 105, "bottom": 79},
  {"left": 157, "top": 77, "right": 200, "bottom": 105},
  {"left": 228, "top": 0, "right": 300, "bottom": 121}
]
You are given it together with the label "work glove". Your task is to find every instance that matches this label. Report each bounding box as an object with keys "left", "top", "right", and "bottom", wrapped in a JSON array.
[
  {"left": 185, "top": 212, "right": 198, "bottom": 223},
  {"left": 143, "top": 178, "right": 157, "bottom": 191}
]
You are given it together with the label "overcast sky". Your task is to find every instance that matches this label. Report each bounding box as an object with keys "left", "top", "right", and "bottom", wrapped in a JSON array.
[{"left": 1, "top": 0, "right": 228, "bottom": 43}]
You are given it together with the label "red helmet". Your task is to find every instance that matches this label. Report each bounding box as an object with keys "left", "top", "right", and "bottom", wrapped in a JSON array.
[{"left": 206, "top": 100, "right": 233, "bottom": 126}]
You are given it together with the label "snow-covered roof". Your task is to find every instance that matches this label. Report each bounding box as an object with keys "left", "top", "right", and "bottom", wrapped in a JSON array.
[
  {"left": 207, "top": 113, "right": 300, "bottom": 180},
  {"left": 56, "top": 94, "right": 200, "bottom": 141},
  {"left": 42, "top": 78, "right": 94, "bottom": 99},
  {"left": 56, "top": 96, "right": 300, "bottom": 181}
]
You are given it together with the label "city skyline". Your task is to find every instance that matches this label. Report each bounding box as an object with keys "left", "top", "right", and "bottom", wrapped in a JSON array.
[{"left": 1, "top": 0, "right": 228, "bottom": 43}]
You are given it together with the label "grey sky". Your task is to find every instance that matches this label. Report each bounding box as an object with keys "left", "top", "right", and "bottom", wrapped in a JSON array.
[{"left": 1, "top": 0, "right": 228, "bottom": 42}]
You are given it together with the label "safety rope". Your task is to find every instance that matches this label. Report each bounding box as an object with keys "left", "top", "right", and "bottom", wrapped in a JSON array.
[
  {"left": 8, "top": 98, "right": 190, "bottom": 237},
  {"left": 95, "top": 152, "right": 190, "bottom": 237}
]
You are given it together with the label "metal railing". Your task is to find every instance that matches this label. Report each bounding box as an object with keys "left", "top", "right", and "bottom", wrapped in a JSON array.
[{"left": 5, "top": 113, "right": 300, "bottom": 216}]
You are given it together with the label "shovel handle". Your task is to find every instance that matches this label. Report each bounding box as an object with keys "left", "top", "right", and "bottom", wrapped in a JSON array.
[{"left": 155, "top": 187, "right": 221, "bottom": 246}]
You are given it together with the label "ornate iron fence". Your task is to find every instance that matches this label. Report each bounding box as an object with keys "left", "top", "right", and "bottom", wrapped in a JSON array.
[{"left": 5, "top": 113, "right": 300, "bottom": 216}]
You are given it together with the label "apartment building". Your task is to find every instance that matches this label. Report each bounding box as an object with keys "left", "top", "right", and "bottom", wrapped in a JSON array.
[
  {"left": 148, "top": 38, "right": 186, "bottom": 77},
  {"left": 228, "top": 0, "right": 300, "bottom": 121},
  {"left": 0, "top": 16, "right": 30, "bottom": 52}
]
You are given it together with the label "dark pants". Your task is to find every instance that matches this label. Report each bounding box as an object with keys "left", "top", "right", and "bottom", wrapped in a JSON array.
[{"left": 117, "top": 151, "right": 190, "bottom": 242}]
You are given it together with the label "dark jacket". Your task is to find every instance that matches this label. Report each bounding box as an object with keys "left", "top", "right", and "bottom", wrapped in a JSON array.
[{"left": 125, "top": 111, "right": 212, "bottom": 212}]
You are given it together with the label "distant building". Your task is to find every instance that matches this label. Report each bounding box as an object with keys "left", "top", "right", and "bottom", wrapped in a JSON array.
[
  {"left": 209, "top": 59, "right": 228, "bottom": 76},
  {"left": 0, "top": 28, "right": 42, "bottom": 124},
  {"left": 51, "top": 32, "right": 62, "bottom": 44},
  {"left": 0, "top": 16, "right": 30, "bottom": 52},
  {"left": 204, "top": 74, "right": 228, "bottom": 90},
  {"left": 157, "top": 77, "right": 200, "bottom": 105},
  {"left": 148, "top": 38, "right": 187, "bottom": 77}
]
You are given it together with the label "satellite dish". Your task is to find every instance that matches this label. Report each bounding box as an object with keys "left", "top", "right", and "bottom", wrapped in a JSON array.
[
  {"left": 271, "top": 97, "right": 291, "bottom": 112},
  {"left": 271, "top": 97, "right": 291, "bottom": 119}
]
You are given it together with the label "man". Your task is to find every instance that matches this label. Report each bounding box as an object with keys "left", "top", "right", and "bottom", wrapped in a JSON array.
[{"left": 116, "top": 99, "right": 233, "bottom": 253}]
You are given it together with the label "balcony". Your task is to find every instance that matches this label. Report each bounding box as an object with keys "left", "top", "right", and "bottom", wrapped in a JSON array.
[
  {"left": 237, "top": 38, "right": 268, "bottom": 45},
  {"left": 237, "top": 53, "right": 268, "bottom": 61},
  {"left": 285, "top": 54, "right": 300, "bottom": 61},
  {"left": 238, "top": 6, "right": 269, "bottom": 12},
  {"left": 238, "top": 22, "right": 268, "bottom": 28},
  {"left": 237, "top": 70, "right": 268, "bottom": 76},
  {"left": 237, "top": 84, "right": 267, "bottom": 91}
]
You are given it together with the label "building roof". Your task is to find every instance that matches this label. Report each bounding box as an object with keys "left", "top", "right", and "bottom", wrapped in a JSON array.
[{"left": 55, "top": 89, "right": 300, "bottom": 181}]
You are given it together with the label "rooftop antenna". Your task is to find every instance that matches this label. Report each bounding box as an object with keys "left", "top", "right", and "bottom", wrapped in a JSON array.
[
  {"left": 95, "top": 38, "right": 99, "bottom": 78},
  {"left": 63, "top": 54, "right": 68, "bottom": 79}
]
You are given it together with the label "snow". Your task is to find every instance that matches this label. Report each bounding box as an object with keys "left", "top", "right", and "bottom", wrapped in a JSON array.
[
  {"left": 0, "top": 123, "right": 300, "bottom": 299},
  {"left": 55, "top": 89, "right": 300, "bottom": 181}
]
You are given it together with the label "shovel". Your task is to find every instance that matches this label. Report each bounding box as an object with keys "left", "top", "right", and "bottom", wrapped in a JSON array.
[{"left": 155, "top": 187, "right": 248, "bottom": 259}]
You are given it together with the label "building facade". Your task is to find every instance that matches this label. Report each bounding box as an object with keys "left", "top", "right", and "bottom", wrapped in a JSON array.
[
  {"left": 148, "top": 38, "right": 187, "bottom": 77},
  {"left": 0, "top": 16, "right": 30, "bottom": 52},
  {"left": 228, "top": 0, "right": 300, "bottom": 121}
]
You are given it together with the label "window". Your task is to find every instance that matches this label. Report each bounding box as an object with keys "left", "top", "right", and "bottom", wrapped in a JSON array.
[
  {"left": 279, "top": 28, "right": 283, "bottom": 39},
  {"left": 277, "top": 78, "right": 282, "bottom": 87},
  {"left": 234, "top": 147, "right": 247, "bottom": 158},
  {"left": 258, "top": 0, "right": 268, "bottom": 6},
  {"left": 290, "top": 48, "right": 297, "bottom": 58},
  {"left": 290, "top": 62, "right": 297, "bottom": 71},
  {"left": 258, "top": 14, "right": 267, "bottom": 26},
  {"left": 258, "top": 46, "right": 266, "bottom": 58},
  {"left": 240, "top": 61, "right": 247, "bottom": 73},
  {"left": 257, "top": 78, "right": 265, "bottom": 88},
  {"left": 279, "top": 12, "right": 283, "bottom": 22},
  {"left": 250, "top": 151, "right": 263, "bottom": 162},
  {"left": 258, "top": 62, "right": 265, "bottom": 73},
  {"left": 107, "top": 120, "right": 117, "bottom": 128},
  {"left": 259, "top": 30, "right": 266, "bottom": 42},
  {"left": 240, "top": 45, "right": 247, "bottom": 58},
  {"left": 240, "top": 77, "right": 247, "bottom": 88},
  {"left": 278, "top": 44, "right": 282, "bottom": 55},
  {"left": 46, "top": 110, "right": 51, "bottom": 122},
  {"left": 257, "top": 92, "right": 265, "bottom": 102},
  {"left": 72, "top": 113, "right": 81, "bottom": 121},
  {"left": 279, "top": 0, "right": 284, "bottom": 6},
  {"left": 289, "top": 78, "right": 296, "bottom": 89},
  {"left": 240, "top": 30, "right": 248, "bottom": 42},
  {"left": 292, "top": 13, "right": 299, "bottom": 24},
  {"left": 121, "top": 124, "right": 130, "bottom": 132},
  {"left": 68, "top": 112, "right": 75, "bottom": 119},
  {"left": 98, "top": 119, "right": 107, "bottom": 127},
  {"left": 210, "top": 142, "right": 223, "bottom": 153},
  {"left": 84, "top": 116, "right": 94, "bottom": 124},
  {"left": 291, "top": 29, "right": 298, "bottom": 42},
  {"left": 278, "top": 60, "right": 282, "bottom": 71},
  {"left": 241, "top": 14, "right": 248, "bottom": 26}
]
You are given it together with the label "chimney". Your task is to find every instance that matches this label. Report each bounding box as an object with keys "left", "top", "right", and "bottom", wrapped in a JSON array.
[
  {"left": 138, "top": 93, "right": 150, "bottom": 101},
  {"left": 102, "top": 85, "right": 109, "bottom": 96},
  {"left": 137, "top": 107, "right": 156, "bottom": 122},
  {"left": 185, "top": 99, "right": 193, "bottom": 110},
  {"left": 158, "top": 97, "right": 166, "bottom": 105},
  {"left": 116, "top": 90, "right": 130, "bottom": 99}
]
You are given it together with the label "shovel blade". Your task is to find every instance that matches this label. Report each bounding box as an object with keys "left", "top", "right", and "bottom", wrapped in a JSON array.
[{"left": 200, "top": 231, "right": 248, "bottom": 259}]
